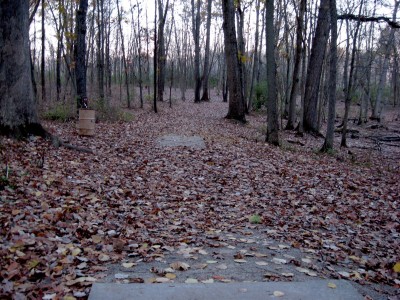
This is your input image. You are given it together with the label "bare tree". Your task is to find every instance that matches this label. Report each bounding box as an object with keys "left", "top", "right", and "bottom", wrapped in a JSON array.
[
  {"left": 75, "top": 0, "right": 88, "bottom": 111},
  {"left": 191, "top": 0, "right": 201, "bottom": 103},
  {"left": 286, "top": 0, "right": 306, "bottom": 130},
  {"left": 265, "top": 0, "right": 280, "bottom": 145},
  {"left": 201, "top": 0, "right": 212, "bottom": 102},
  {"left": 321, "top": 0, "right": 337, "bottom": 152},
  {"left": 116, "top": 0, "right": 131, "bottom": 108},
  {"left": 303, "top": 0, "right": 330, "bottom": 134},
  {"left": 222, "top": 0, "right": 246, "bottom": 122}
]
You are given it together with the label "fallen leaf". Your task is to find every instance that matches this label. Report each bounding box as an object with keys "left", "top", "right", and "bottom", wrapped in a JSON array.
[
  {"left": 155, "top": 277, "right": 170, "bottom": 283},
  {"left": 337, "top": 271, "right": 350, "bottom": 278},
  {"left": 65, "top": 277, "right": 97, "bottom": 286},
  {"left": 98, "top": 254, "right": 110, "bottom": 262},
  {"left": 234, "top": 259, "right": 247, "bottom": 263},
  {"left": 255, "top": 261, "right": 268, "bottom": 266},
  {"left": 122, "top": 262, "right": 136, "bottom": 268},
  {"left": 165, "top": 273, "right": 177, "bottom": 279},
  {"left": 271, "top": 258, "right": 287, "bottom": 265},
  {"left": 273, "top": 291, "right": 285, "bottom": 297},
  {"left": 393, "top": 262, "right": 400, "bottom": 273},
  {"left": 216, "top": 264, "right": 228, "bottom": 270},
  {"left": 185, "top": 278, "right": 199, "bottom": 283},
  {"left": 170, "top": 262, "right": 190, "bottom": 271},
  {"left": 328, "top": 282, "right": 337, "bottom": 289},
  {"left": 201, "top": 279, "right": 214, "bottom": 283},
  {"left": 115, "top": 273, "right": 129, "bottom": 279}
]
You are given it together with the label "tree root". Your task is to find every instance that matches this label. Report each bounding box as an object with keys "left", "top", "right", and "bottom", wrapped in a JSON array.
[{"left": 0, "top": 122, "right": 93, "bottom": 153}]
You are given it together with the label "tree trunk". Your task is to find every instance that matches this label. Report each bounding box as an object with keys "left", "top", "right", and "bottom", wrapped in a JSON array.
[
  {"left": 192, "top": 0, "right": 201, "bottom": 103},
  {"left": 286, "top": 0, "right": 306, "bottom": 130},
  {"left": 157, "top": 0, "right": 169, "bottom": 102},
  {"left": 265, "top": 0, "right": 280, "bottom": 145},
  {"left": 248, "top": 0, "right": 261, "bottom": 111},
  {"left": 200, "top": 0, "right": 212, "bottom": 102},
  {"left": 222, "top": 0, "right": 246, "bottom": 122},
  {"left": 341, "top": 1, "right": 364, "bottom": 147},
  {"left": 153, "top": 0, "right": 158, "bottom": 112},
  {"left": 236, "top": 1, "right": 248, "bottom": 113},
  {"left": 321, "top": 0, "right": 337, "bottom": 152},
  {"left": 0, "top": 0, "right": 44, "bottom": 136},
  {"left": 116, "top": 0, "right": 131, "bottom": 108},
  {"left": 97, "top": 0, "right": 105, "bottom": 103},
  {"left": 303, "top": 0, "right": 330, "bottom": 134},
  {"left": 372, "top": 0, "right": 399, "bottom": 121},
  {"left": 135, "top": 1, "right": 144, "bottom": 108},
  {"left": 41, "top": 0, "right": 46, "bottom": 103},
  {"left": 75, "top": 0, "right": 88, "bottom": 111}
]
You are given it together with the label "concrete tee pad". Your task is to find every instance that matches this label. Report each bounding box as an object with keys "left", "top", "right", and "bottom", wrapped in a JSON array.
[
  {"left": 156, "top": 134, "right": 206, "bottom": 149},
  {"left": 89, "top": 280, "right": 363, "bottom": 300}
]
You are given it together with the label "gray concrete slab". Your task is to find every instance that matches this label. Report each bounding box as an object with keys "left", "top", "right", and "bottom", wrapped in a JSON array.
[
  {"left": 89, "top": 280, "right": 364, "bottom": 300},
  {"left": 156, "top": 134, "right": 206, "bottom": 149}
]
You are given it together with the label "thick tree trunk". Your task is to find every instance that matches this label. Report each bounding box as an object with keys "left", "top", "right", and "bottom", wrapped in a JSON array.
[
  {"left": 303, "top": 0, "right": 330, "bottom": 134},
  {"left": 286, "top": 0, "right": 306, "bottom": 130},
  {"left": 321, "top": 0, "right": 337, "bottom": 152},
  {"left": 75, "top": 0, "right": 88, "bottom": 111},
  {"left": 0, "top": 0, "right": 44, "bottom": 136},
  {"left": 222, "top": 0, "right": 246, "bottom": 122},
  {"left": 265, "top": 0, "right": 280, "bottom": 145}
]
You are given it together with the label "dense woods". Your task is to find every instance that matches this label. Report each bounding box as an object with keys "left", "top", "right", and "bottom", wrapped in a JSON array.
[
  {"left": 1, "top": 1, "right": 400, "bottom": 299},
  {"left": 2, "top": 0, "right": 394, "bottom": 146}
]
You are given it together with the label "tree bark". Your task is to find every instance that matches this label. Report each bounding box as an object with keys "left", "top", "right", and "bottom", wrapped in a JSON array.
[
  {"left": 116, "top": 0, "right": 131, "bottom": 108},
  {"left": 200, "top": 0, "right": 212, "bottom": 102},
  {"left": 248, "top": 0, "right": 261, "bottom": 111},
  {"left": 321, "top": 0, "right": 337, "bottom": 152},
  {"left": 192, "top": 0, "right": 201, "bottom": 103},
  {"left": 371, "top": 0, "right": 399, "bottom": 121},
  {"left": 0, "top": 0, "right": 44, "bottom": 136},
  {"left": 341, "top": 0, "right": 364, "bottom": 147},
  {"left": 222, "top": 0, "right": 246, "bottom": 122},
  {"left": 157, "top": 0, "right": 169, "bottom": 102},
  {"left": 75, "top": 0, "right": 88, "bottom": 111},
  {"left": 41, "top": 0, "right": 46, "bottom": 103},
  {"left": 286, "top": 0, "right": 306, "bottom": 130},
  {"left": 303, "top": 0, "right": 330, "bottom": 134},
  {"left": 265, "top": 0, "right": 280, "bottom": 145}
]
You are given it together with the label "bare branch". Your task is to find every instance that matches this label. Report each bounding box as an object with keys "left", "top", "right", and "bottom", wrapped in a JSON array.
[{"left": 337, "top": 14, "right": 400, "bottom": 28}]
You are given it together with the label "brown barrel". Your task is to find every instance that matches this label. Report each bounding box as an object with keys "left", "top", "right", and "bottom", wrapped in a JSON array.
[{"left": 78, "top": 109, "right": 95, "bottom": 136}]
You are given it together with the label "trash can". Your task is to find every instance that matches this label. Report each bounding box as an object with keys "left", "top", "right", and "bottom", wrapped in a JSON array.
[{"left": 77, "top": 109, "right": 95, "bottom": 136}]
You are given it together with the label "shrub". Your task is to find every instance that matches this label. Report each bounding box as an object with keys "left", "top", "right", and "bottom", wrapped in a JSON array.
[{"left": 42, "top": 103, "right": 75, "bottom": 122}]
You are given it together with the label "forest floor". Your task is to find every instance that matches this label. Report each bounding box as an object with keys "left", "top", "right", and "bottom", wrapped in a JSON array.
[{"left": 0, "top": 92, "right": 399, "bottom": 299}]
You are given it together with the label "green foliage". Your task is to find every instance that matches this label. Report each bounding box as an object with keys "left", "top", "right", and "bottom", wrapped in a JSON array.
[
  {"left": 145, "top": 93, "right": 154, "bottom": 102},
  {"left": 93, "top": 100, "right": 134, "bottom": 122},
  {"left": 42, "top": 103, "right": 74, "bottom": 122},
  {"left": 209, "top": 76, "right": 219, "bottom": 88},
  {"left": 253, "top": 81, "right": 268, "bottom": 110},
  {"left": 249, "top": 214, "right": 262, "bottom": 224}
]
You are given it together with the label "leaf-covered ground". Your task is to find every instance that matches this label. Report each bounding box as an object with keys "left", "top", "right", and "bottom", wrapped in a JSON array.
[{"left": 1, "top": 97, "right": 399, "bottom": 299}]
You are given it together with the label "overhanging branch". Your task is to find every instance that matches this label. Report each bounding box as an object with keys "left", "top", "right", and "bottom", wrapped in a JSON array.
[{"left": 337, "top": 14, "right": 400, "bottom": 28}]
